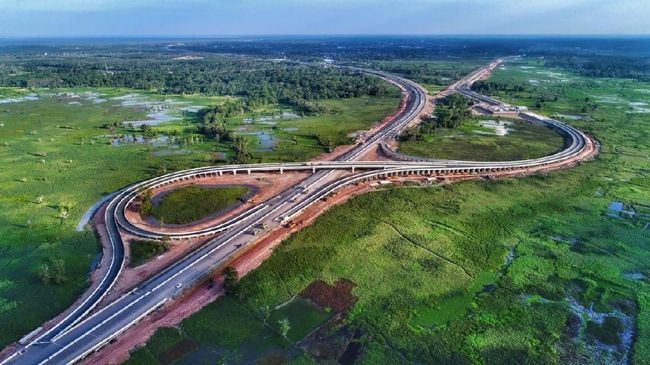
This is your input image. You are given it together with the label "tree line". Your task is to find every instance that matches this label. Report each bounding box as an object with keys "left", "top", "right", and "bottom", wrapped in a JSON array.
[
  {"left": 0, "top": 55, "right": 399, "bottom": 108},
  {"left": 545, "top": 55, "right": 650, "bottom": 81},
  {"left": 471, "top": 80, "right": 527, "bottom": 94}
]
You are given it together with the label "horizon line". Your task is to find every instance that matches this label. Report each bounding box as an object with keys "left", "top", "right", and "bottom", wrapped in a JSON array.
[{"left": 1, "top": 33, "right": 650, "bottom": 40}]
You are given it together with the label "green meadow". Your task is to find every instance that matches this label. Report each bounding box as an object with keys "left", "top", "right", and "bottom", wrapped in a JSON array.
[
  {"left": 233, "top": 96, "right": 401, "bottom": 163},
  {"left": 0, "top": 88, "right": 399, "bottom": 347},
  {"left": 399, "top": 116, "right": 566, "bottom": 161}
]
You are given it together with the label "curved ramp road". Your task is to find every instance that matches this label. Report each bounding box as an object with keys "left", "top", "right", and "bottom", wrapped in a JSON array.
[{"left": 1, "top": 59, "right": 597, "bottom": 365}]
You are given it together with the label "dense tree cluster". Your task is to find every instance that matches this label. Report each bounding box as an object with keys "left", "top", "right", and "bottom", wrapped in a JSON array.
[
  {"left": 0, "top": 55, "right": 399, "bottom": 109},
  {"left": 399, "top": 93, "right": 472, "bottom": 141},
  {"left": 231, "top": 136, "right": 253, "bottom": 164},
  {"left": 223, "top": 266, "right": 240, "bottom": 296},
  {"left": 471, "top": 80, "right": 526, "bottom": 94},
  {"left": 372, "top": 62, "right": 473, "bottom": 86},
  {"left": 139, "top": 190, "right": 154, "bottom": 217},
  {"left": 196, "top": 100, "right": 244, "bottom": 141},
  {"left": 428, "top": 93, "right": 473, "bottom": 130},
  {"left": 545, "top": 55, "right": 650, "bottom": 81}
]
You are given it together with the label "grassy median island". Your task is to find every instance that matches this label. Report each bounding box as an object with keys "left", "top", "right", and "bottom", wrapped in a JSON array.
[
  {"left": 149, "top": 185, "right": 250, "bottom": 225},
  {"left": 131, "top": 61, "right": 650, "bottom": 365},
  {"left": 399, "top": 117, "right": 566, "bottom": 161}
]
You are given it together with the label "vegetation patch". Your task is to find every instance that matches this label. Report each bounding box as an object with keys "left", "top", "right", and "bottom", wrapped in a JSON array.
[
  {"left": 268, "top": 298, "right": 332, "bottom": 343},
  {"left": 412, "top": 271, "right": 497, "bottom": 327},
  {"left": 399, "top": 117, "right": 566, "bottom": 161},
  {"left": 158, "top": 338, "right": 198, "bottom": 365},
  {"left": 129, "top": 239, "right": 169, "bottom": 267},
  {"left": 586, "top": 316, "right": 623, "bottom": 345},
  {"left": 147, "top": 185, "right": 250, "bottom": 225}
]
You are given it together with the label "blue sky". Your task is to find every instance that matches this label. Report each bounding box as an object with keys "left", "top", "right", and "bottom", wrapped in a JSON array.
[{"left": 0, "top": 0, "right": 648, "bottom": 37}]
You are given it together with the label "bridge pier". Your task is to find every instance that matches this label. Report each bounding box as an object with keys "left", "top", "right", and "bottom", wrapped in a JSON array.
[
  {"left": 247, "top": 169, "right": 251, "bottom": 175},
  {"left": 280, "top": 167, "right": 284, "bottom": 174},
  {"left": 233, "top": 170, "right": 237, "bottom": 175}
]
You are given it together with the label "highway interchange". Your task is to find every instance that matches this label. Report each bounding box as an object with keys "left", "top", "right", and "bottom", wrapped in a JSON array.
[{"left": 2, "top": 59, "right": 597, "bottom": 365}]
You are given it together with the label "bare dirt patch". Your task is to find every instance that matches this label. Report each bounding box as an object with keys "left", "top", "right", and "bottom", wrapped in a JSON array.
[{"left": 299, "top": 279, "right": 357, "bottom": 313}]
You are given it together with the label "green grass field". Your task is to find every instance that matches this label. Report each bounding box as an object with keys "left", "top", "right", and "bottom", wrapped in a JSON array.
[
  {"left": 233, "top": 96, "right": 402, "bottom": 162},
  {"left": 151, "top": 185, "right": 250, "bottom": 225},
  {"left": 267, "top": 298, "right": 332, "bottom": 343},
  {"left": 399, "top": 117, "right": 566, "bottom": 161},
  {"left": 132, "top": 59, "right": 650, "bottom": 364},
  {"left": 127, "top": 297, "right": 291, "bottom": 365},
  {"left": 0, "top": 87, "right": 399, "bottom": 347},
  {"left": 0, "top": 90, "right": 225, "bottom": 346}
]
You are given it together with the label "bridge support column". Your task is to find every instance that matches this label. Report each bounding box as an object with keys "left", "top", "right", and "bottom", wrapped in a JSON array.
[
  {"left": 352, "top": 166, "right": 355, "bottom": 173},
  {"left": 233, "top": 170, "right": 237, "bottom": 175},
  {"left": 280, "top": 167, "right": 284, "bottom": 174},
  {"left": 312, "top": 166, "right": 316, "bottom": 173},
  {"left": 247, "top": 169, "right": 251, "bottom": 175},
  {"left": 218, "top": 171, "right": 222, "bottom": 176}
]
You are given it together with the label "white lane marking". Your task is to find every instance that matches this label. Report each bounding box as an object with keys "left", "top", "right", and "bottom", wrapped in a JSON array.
[
  {"left": 48, "top": 204, "right": 272, "bottom": 345},
  {"left": 40, "top": 206, "right": 281, "bottom": 364},
  {"left": 64, "top": 298, "right": 169, "bottom": 365}
]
